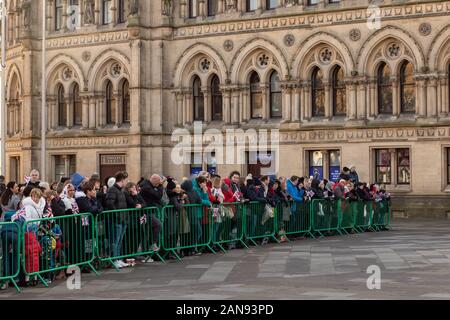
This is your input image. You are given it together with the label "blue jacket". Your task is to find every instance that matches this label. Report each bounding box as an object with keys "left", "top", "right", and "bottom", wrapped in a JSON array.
[
  {"left": 0, "top": 211, "right": 20, "bottom": 236},
  {"left": 286, "top": 180, "right": 305, "bottom": 203}
]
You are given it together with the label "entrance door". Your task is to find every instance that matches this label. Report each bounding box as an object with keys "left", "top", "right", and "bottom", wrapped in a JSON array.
[{"left": 99, "top": 154, "right": 126, "bottom": 183}]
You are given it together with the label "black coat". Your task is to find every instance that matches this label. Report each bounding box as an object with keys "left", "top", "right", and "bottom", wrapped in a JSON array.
[
  {"left": 105, "top": 184, "right": 127, "bottom": 211},
  {"left": 124, "top": 191, "right": 145, "bottom": 209},
  {"left": 180, "top": 180, "right": 201, "bottom": 205},
  {"left": 51, "top": 197, "right": 67, "bottom": 217},
  {"left": 139, "top": 180, "right": 163, "bottom": 208},
  {"left": 76, "top": 195, "right": 103, "bottom": 216}
]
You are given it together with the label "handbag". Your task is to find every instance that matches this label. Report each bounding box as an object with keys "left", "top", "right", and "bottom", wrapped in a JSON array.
[{"left": 261, "top": 204, "right": 274, "bottom": 225}]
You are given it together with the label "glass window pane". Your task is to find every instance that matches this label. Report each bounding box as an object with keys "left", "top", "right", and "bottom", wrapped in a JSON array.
[
  {"left": 73, "top": 85, "right": 82, "bottom": 125},
  {"left": 397, "top": 149, "right": 410, "bottom": 185},
  {"left": 378, "top": 63, "right": 393, "bottom": 114},
  {"left": 329, "top": 150, "right": 341, "bottom": 182},
  {"left": 250, "top": 72, "right": 262, "bottom": 119},
  {"left": 211, "top": 76, "right": 222, "bottom": 120},
  {"left": 376, "top": 149, "right": 391, "bottom": 184},
  {"left": 267, "top": 0, "right": 277, "bottom": 9},
  {"left": 312, "top": 68, "right": 325, "bottom": 116},
  {"left": 333, "top": 66, "right": 346, "bottom": 116},
  {"left": 401, "top": 62, "right": 416, "bottom": 113},
  {"left": 309, "top": 151, "right": 324, "bottom": 180},
  {"left": 270, "top": 72, "right": 282, "bottom": 118},
  {"left": 122, "top": 81, "right": 130, "bottom": 123},
  {"left": 248, "top": 0, "right": 257, "bottom": 11}
]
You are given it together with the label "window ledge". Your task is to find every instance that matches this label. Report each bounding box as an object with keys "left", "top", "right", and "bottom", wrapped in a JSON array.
[{"left": 385, "top": 185, "right": 412, "bottom": 193}]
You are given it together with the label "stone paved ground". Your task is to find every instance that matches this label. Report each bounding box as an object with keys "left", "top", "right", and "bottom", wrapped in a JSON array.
[{"left": 3, "top": 219, "right": 450, "bottom": 300}]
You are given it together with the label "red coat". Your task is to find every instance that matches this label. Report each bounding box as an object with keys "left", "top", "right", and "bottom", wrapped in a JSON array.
[
  {"left": 24, "top": 232, "right": 42, "bottom": 273},
  {"left": 222, "top": 178, "right": 237, "bottom": 203}
]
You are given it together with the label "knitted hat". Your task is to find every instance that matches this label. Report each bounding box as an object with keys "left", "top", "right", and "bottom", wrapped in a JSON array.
[{"left": 150, "top": 174, "right": 162, "bottom": 186}]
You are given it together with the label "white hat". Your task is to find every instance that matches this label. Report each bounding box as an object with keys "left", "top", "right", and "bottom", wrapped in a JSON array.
[{"left": 107, "top": 177, "right": 116, "bottom": 188}]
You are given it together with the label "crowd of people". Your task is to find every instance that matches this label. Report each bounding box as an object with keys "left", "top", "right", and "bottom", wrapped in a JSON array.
[{"left": 0, "top": 166, "right": 391, "bottom": 291}]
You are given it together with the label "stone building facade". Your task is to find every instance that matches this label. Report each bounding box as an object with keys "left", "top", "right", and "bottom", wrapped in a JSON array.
[{"left": 3, "top": 0, "right": 450, "bottom": 217}]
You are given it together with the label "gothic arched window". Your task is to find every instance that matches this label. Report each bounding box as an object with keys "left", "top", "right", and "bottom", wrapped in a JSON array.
[
  {"left": 269, "top": 71, "right": 282, "bottom": 118},
  {"left": 377, "top": 62, "right": 393, "bottom": 114},
  {"left": 400, "top": 61, "right": 415, "bottom": 113},
  {"left": 250, "top": 72, "right": 263, "bottom": 119},
  {"left": 122, "top": 80, "right": 130, "bottom": 123},
  {"left": 332, "top": 66, "right": 346, "bottom": 116},
  {"left": 311, "top": 67, "right": 325, "bottom": 117},
  {"left": 211, "top": 75, "right": 222, "bottom": 121},
  {"left": 105, "top": 80, "right": 115, "bottom": 124},
  {"left": 73, "top": 83, "right": 82, "bottom": 126},
  {"left": 193, "top": 76, "right": 204, "bottom": 121},
  {"left": 57, "top": 85, "right": 66, "bottom": 126}
]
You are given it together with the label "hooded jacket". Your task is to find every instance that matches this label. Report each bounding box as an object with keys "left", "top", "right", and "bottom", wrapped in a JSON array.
[
  {"left": 286, "top": 179, "right": 305, "bottom": 203},
  {"left": 192, "top": 179, "right": 212, "bottom": 207},
  {"left": 105, "top": 183, "right": 127, "bottom": 211},
  {"left": 22, "top": 197, "right": 46, "bottom": 222}
]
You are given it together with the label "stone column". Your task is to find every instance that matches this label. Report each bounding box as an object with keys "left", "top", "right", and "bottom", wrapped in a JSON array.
[
  {"left": 324, "top": 82, "right": 331, "bottom": 119},
  {"left": 218, "top": 0, "right": 224, "bottom": 13},
  {"left": 439, "top": 76, "right": 449, "bottom": 116},
  {"left": 232, "top": 89, "right": 240, "bottom": 124},
  {"left": 391, "top": 77, "right": 399, "bottom": 116},
  {"left": 261, "top": 84, "right": 269, "bottom": 121},
  {"left": 282, "top": 85, "right": 292, "bottom": 122},
  {"left": 417, "top": 77, "right": 427, "bottom": 118},
  {"left": 357, "top": 80, "right": 367, "bottom": 120},
  {"left": 202, "top": 88, "right": 211, "bottom": 123},
  {"left": 199, "top": 0, "right": 206, "bottom": 17},
  {"left": 292, "top": 85, "right": 300, "bottom": 122},
  {"left": 111, "top": 0, "right": 118, "bottom": 25},
  {"left": 186, "top": 93, "right": 193, "bottom": 124},
  {"left": 65, "top": 97, "right": 72, "bottom": 128},
  {"left": 223, "top": 89, "right": 232, "bottom": 124},
  {"left": 303, "top": 82, "right": 311, "bottom": 120},
  {"left": 348, "top": 80, "right": 357, "bottom": 120},
  {"left": 427, "top": 76, "right": 438, "bottom": 117},
  {"left": 180, "top": 0, "right": 187, "bottom": 18},
  {"left": 175, "top": 92, "right": 183, "bottom": 126},
  {"left": 95, "top": 0, "right": 100, "bottom": 24},
  {"left": 369, "top": 79, "right": 377, "bottom": 117},
  {"left": 82, "top": 96, "right": 89, "bottom": 129},
  {"left": 62, "top": 0, "right": 68, "bottom": 31},
  {"left": 89, "top": 96, "right": 96, "bottom": 129},
  {"left": 97, "top": 97, "right": 104, "bottom": 127},
  {"left": 242, "top": 88, "right": 250, "bottom": 122}
]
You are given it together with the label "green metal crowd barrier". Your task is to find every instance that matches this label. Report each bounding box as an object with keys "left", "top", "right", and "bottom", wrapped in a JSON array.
[
  {"left": 160, "top": 204, "right": 216, "bottom": 261},
  {"left": 244, "top": 202, "right": 279, "bottom": 246},
  {"left": 22, "top": 213, "right": 98, "bottom": 287},
  {"left": 339, "top": 200, "right": 359, "bottom": 234},
  {"left": 310, "top": 199, "right": 341, "bottom": 237},
  {"left": 276, "top": 201, "right": 314, "bottom": 240},
  {"left": 96, "top": 207, "right": 165, "bottom": 268},
  {"left": 211, "top": 202, "right": 248, "bottom": 252},
  {"left": 354, "top": 201, "right": 373, "bottom": 232},
  {"left": 0, "top": 198, "right": 393, "bottom": 294},
  {"left": 371, "top": 200, "right": 391, "bottom": 231},
  {"left": 0, "top": 221, "right": 21, "bottom": 293}
]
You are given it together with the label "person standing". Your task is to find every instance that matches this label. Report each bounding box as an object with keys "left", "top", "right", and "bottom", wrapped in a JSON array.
[{"left": 105, "top": 172, "right": 129, "bottom": 269}]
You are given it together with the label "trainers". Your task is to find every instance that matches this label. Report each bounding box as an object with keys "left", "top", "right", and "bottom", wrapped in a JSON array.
[
  {"left": 141, "top": 256, "right": 154, "bottom": 263},
  {"left": 0, "top": 282, "right": 8, "bottom": 290},
  {"left": 112, "top": 260, "right": 123, "bottom": 269},
  {"left": 261, "top": 237, "right": 269, "bottom": 245},
  {"left": 118, "top": 260, "right": 129, "bottom": 268}
]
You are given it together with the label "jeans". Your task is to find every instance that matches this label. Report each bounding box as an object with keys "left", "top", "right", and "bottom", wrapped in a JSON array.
[
  {"left": 150, "top": 214, "right": 162, "bottom": 245},
  {"left": 111, "top": 223, "right": 127, "bottom": 259},
  {"left": 190, "top": 216, "right": 203, "bottom": 245}
]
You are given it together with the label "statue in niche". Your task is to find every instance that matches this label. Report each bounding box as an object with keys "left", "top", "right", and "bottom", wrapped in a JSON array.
[
  {"left": 130, "top": 0, "right": 139, "bottom": 16},
  {"left": 84, "top": 0, "right": 95, "bottom": 24},
  {"left": 162, "top": 0, "right": 173, "bottom": 16}
]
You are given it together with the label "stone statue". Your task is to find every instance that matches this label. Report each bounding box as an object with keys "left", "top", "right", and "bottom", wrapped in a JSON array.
[
  {"left": 22, "top": 0, "right": 31, "bottom": 29},
  {"left": 162, "top": 0, "right": 173, "bottom": 16},
  {"left": 84, "top": 0, "right": 95, "bottom": 24},
  {"left": 129, "top": 0, "right": 139, "bottom": 16},
  {"left": 226, "top": 0, "right": 237, "bottom": 13}
]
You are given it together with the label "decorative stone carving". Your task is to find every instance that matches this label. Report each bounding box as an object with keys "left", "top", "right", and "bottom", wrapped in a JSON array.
[
  {"left": 419, "top": 22, "right": 431, "bottom": 36},
  {"left": 319, "top": 48, "right": 333, "bottom": 64},
  {"left": 62, "top": 67, "right": 73, "bottom": 81},
  {"left": 349, "top": 29, "right": 361, "bottom": 41},
  {"left": 199, "top": 58, "right": 211, "bottom": 72},
  {"left": 223, "top": 40, "right": 234, "bottom": 52},
  {"left": 111, "top": 63, "right": 122, "bottom": 77},
  {"left": 386, "top": 42, "right": 402, "bottom": 59},
  {"left": 257, "top": 53, "right": 270, "bottom": 68},
  {"left": 284, "top": 34, "right": 295, "bottom": 47},
  {"left": 82, "top": 51, "right": 91, "bottom": 62},
  {"left": 129, "top": 0, "right": 139, "bottom": 16}
]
